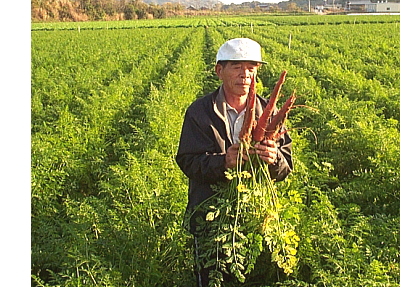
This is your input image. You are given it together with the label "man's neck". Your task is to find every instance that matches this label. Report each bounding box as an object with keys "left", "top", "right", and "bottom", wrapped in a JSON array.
[{"left": 223, "top": 90, "right": 247, "bottom": 114}]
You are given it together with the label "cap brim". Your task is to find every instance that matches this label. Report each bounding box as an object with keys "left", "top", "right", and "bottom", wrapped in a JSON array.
[{"left": 217, "top": 59, "right": 268, "bottom": 64}]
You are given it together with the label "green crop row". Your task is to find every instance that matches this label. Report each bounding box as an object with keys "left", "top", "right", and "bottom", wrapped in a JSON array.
[
  {"left": 32, "top": 27, "right": 205, "bottom": 286},
  {"left": 31, "top": 14, "right": 400, "bottom": 31},
  {"left": 32, "top": 15, "right": 399, "bottom": 286}
]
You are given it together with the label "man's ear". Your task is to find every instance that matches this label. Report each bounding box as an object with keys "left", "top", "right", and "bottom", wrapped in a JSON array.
[{"left": 215, "top": 63, "right": 223, "bottom": 79}]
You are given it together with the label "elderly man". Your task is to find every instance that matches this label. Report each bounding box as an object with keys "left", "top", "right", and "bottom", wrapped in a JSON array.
[{"left": 176, "top": 38, "right": 293, "bottom": 286}]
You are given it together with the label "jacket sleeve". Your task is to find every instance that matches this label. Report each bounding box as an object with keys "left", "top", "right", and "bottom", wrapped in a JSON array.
[{"left": 176, "top": 105, "right": 227, "bottom": 184}]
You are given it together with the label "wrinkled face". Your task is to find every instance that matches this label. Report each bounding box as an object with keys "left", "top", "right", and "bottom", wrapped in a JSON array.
[{"left": 215, "top": 61, "right": 260, "bottom": 97}]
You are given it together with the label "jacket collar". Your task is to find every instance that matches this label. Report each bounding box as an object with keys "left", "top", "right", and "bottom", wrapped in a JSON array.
[{"left": 213, "top": 85, "right": 233, "bottom": 145}]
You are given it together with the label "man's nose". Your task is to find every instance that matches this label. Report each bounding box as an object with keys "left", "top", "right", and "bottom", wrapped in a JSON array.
[{"left": 240, "top": 68, "right": 251, "bottom": 78}]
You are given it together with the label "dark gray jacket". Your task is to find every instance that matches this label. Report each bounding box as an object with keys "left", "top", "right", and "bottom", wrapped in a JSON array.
[{"left": 176, "top": 87, "right": 293, "bottom": 232}]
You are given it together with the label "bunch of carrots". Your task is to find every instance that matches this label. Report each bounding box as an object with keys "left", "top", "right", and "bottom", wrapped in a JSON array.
[
  {"left": 226, "top": 70, "right": 301, "bottom": 277},
  {"left": 239, "top": 70, "right": 295, "bottom": 147}
]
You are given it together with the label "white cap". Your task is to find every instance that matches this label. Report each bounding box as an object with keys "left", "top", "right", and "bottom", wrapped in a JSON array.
[{"left": 216, "top": 38, "right": 267, "bottom": 64}]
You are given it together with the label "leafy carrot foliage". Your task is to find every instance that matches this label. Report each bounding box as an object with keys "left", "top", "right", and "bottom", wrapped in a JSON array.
[{"left": 31, "top": 15, "right": 399, "bottom": 287}]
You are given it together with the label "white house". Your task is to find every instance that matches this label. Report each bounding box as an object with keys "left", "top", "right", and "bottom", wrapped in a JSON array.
[
  {"left": 371, "top": 2, "right": 400, "bottom": 12},
  {"left": 346, "top": 1, "right": 400, "bottom": 12}
]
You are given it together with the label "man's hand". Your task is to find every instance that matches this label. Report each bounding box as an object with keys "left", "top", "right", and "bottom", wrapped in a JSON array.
[
  {"left": 253, "top": 140, "right": 278, "bottom": 165},
  {"left": 225, "top": 143, "right": 248, "bottom": 169},
  {"left": 225, "top": 140, "right": 278, "bottom": 169}
]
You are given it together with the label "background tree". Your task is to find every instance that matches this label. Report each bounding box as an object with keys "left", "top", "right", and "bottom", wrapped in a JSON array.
[
  {"left": 287, "top": 2, "right": 300, "bottom": 12},
  {"left": 123, "top": 2, "right": 137, "bottom": 19}
]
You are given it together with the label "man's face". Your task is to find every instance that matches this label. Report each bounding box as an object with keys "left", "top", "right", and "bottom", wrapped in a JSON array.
[{"left": 215, "top": 61, "right": 260, "bottom": 97}]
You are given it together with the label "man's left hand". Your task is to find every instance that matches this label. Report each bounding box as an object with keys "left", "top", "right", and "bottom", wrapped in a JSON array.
[{"left": 253, "top": 140, "right": 278, "bottom": 165}]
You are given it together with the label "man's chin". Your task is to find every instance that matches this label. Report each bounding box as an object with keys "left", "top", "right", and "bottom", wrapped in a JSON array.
[
  {"left": 234, "top": 86, "right": 250, "bottom": 95},
  {"left": 241, "top": 88, "right": 250, "bottom": 95}
]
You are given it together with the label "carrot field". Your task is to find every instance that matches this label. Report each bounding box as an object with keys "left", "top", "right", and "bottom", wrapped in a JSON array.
[{"left": 31, "top": 14, "right": 400, "bottom": 286}]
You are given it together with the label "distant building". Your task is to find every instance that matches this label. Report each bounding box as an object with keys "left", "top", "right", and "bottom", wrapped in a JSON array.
[
  {"left": 369, "top": 2, "right": 400, "bottom": 12},
  {"left": 346, "top": 1, "right": 400, "bottom": 12},
  {"left": 258, "top": 4, "right": 271, "bottom": 9},
  {"left": 346, "top": 0, "right": 371, "bottom": 11},
  {"left": 323, "top": 2, "right": 343, "bottom": 11},
  {"left": 187, "top": 5, "right": 198, "bottom": 10},
  {"left": 315, "top": 5, "right": 324, "bottom": 12}
]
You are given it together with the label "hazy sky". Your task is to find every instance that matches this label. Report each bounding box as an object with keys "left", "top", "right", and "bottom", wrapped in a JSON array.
[{"left": 221, "top": 0, "right": 289, "bottom": 4}]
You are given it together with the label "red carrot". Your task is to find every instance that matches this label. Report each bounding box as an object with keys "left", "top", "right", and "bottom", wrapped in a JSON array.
[
  {"left": 239, "top": 75, "right": 257, "bottom": 145},
  {"left": 252, "top": 70, "right": 287, "bottom": 142},
  {"left": 264, "top": 90, "right": 297, "bottom": 141}
]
